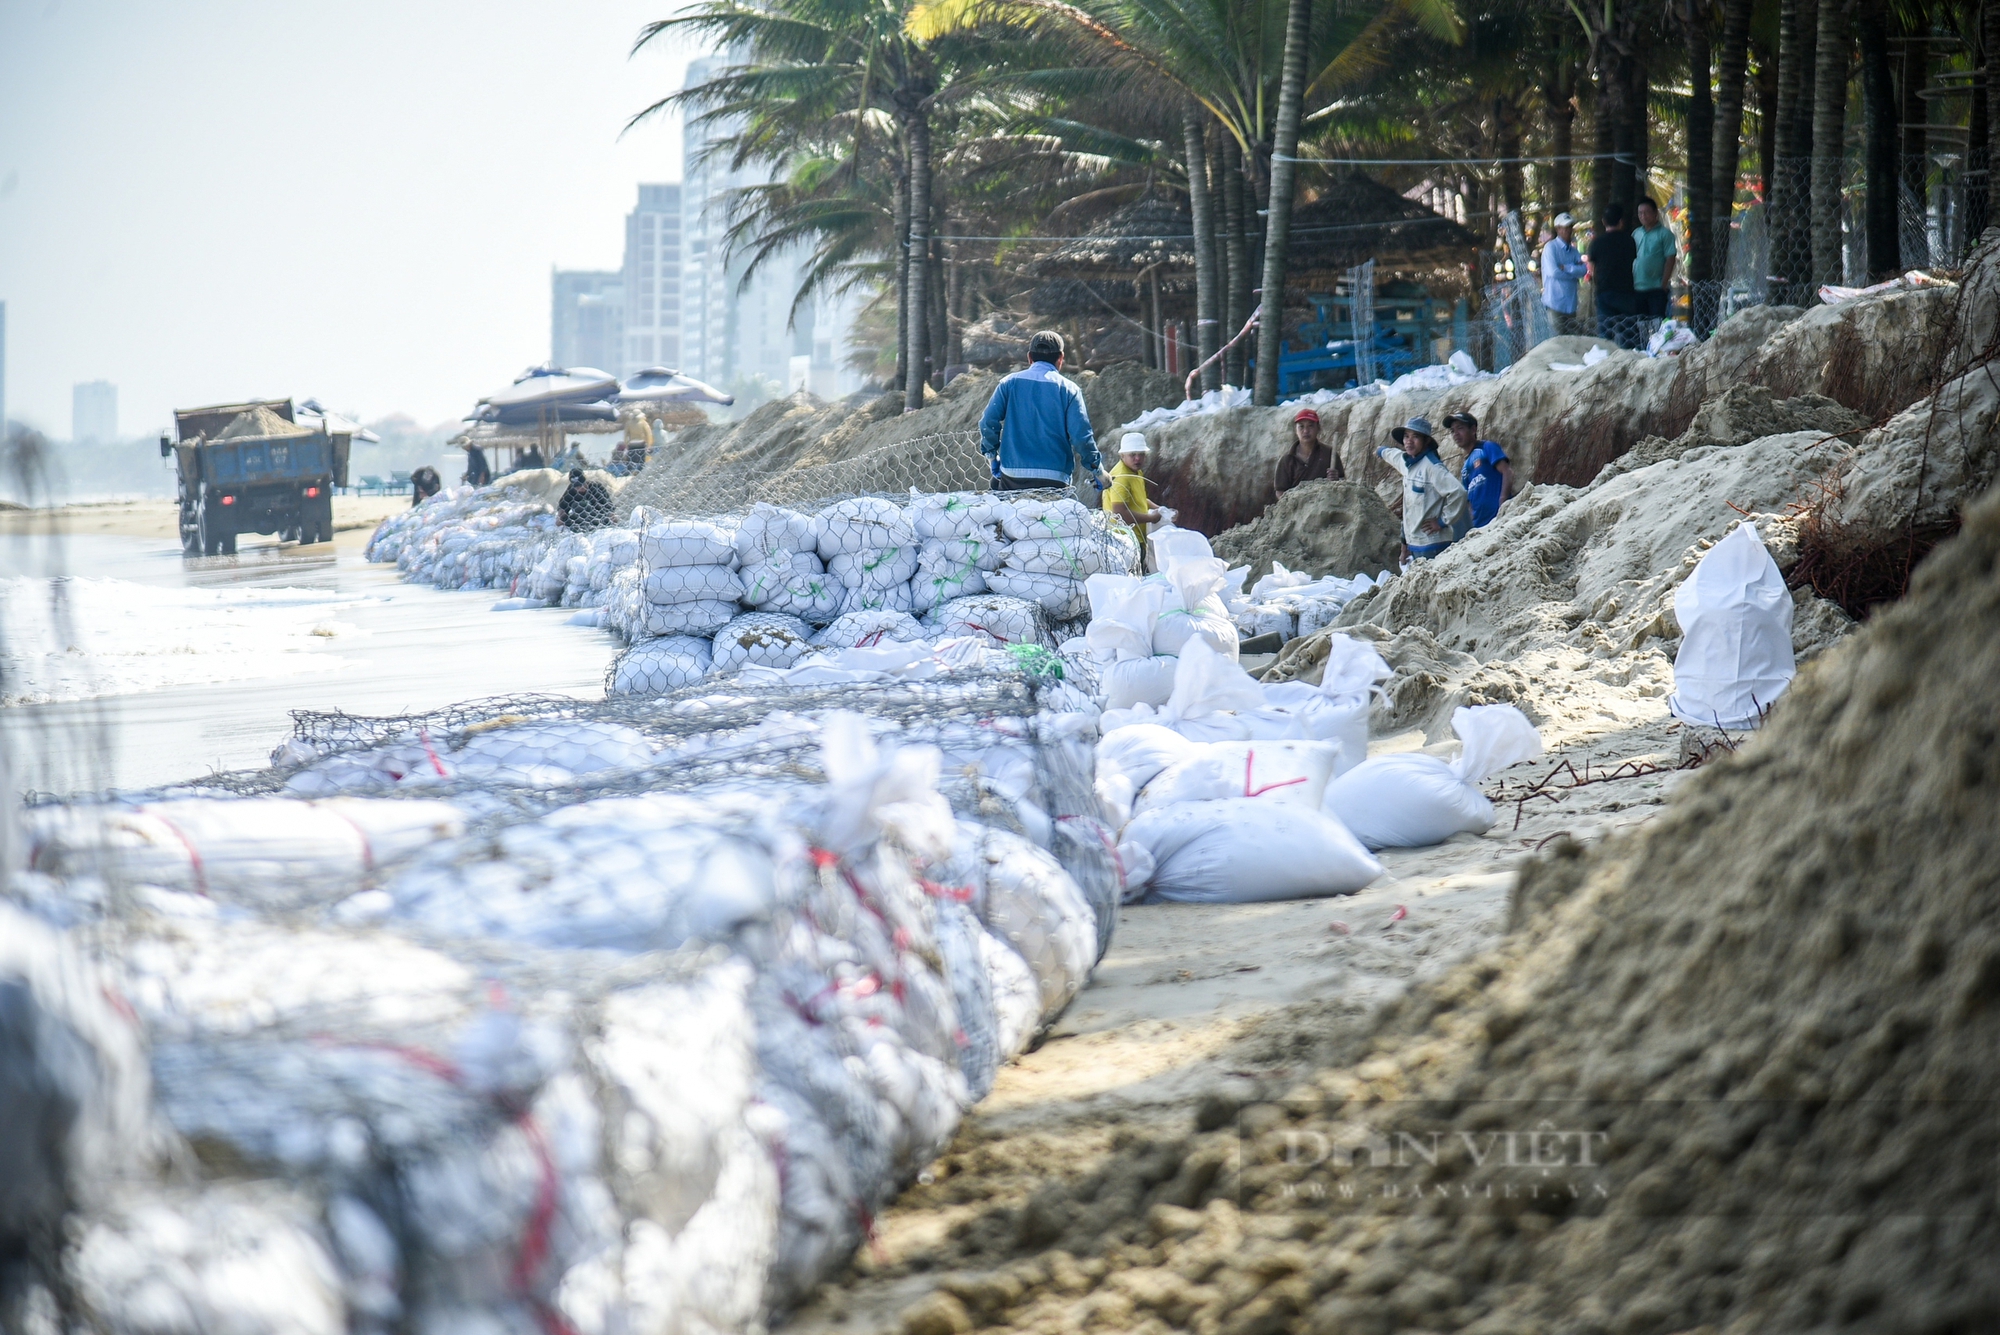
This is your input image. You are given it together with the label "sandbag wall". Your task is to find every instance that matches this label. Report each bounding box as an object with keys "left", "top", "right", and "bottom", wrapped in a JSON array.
[
  {"left": 5, "top": 667, "right": 1120, "bottom": 1334},
  {"left": 365, "top": 484, "right": 1140, "bottom": 694}
]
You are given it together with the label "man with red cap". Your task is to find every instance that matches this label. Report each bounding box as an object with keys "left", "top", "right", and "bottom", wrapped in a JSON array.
[{"left": 1275, "top": 407, "right": 1341, "bottom": 495}]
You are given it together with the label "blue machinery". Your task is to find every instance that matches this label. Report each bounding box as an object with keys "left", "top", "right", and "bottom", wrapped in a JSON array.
[{"left": 1257, "top": 284, "right": 1469, "bottom": 396}]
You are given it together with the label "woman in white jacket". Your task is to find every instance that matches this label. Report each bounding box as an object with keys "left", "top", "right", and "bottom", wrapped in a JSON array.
[{"left": 1375, "top": 415, "right": 1471, "bottom": 562}]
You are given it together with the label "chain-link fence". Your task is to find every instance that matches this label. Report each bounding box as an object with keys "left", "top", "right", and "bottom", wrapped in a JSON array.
[{"left": 617, "top": 428, "right": 997, "bottom": 524}]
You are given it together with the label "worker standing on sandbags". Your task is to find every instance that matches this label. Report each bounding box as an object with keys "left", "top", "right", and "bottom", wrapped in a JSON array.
[
  {"left": 1102, "top": 432, "right": 1163, "bottom": 570},
  {"left": 979, "top": 330, "right": 1101, "bottom": 493},
  {"left": 1444, "top": 411, "right": 1515, "bottom": 528},
  {"left": 1376, "top": 416, "right": 1470, "bottom": 563},
  {"left": 1275, "top": 408, "right": 1341, "bottom": 494}
]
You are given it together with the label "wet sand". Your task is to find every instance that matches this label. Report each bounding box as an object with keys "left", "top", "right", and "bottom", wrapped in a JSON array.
[{"left": 2, "top": 500, "right": 621, "bottom": 794}]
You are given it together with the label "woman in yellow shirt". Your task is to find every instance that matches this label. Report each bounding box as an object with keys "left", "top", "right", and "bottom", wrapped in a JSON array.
[{"left": 1102, "top": 431, "right": 1163, "bottom": 568}]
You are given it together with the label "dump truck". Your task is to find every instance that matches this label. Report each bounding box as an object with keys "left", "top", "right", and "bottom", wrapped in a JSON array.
[{"left": 162, "top": 399, "right": 350, "bottom": 555}]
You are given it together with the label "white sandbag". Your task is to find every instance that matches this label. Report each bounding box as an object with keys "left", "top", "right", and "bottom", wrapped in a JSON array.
[
  {"left": 1240, "top": 603, "right": 1298, "bottom": 641},
  {"left": 1134, "top": 740, "right": 1340, "bottom": 815},
  {"left": 920, "top": 537, "right": 1006, "bottom": 572},
  {"left": 1100, "top": 655, "right": 1181, "bottom": 710},
  {"left": 24, "top": 798, "right": 465, "bottom": 903},
  {"left": 610, "top": 635, "right": 714, "bottom": 696},
  {"left": 929, "top": 594, "right": 1043, "bottom": 647},
  {"left": 1251, "top": 561, "right": 1313, "bottom": 599},
  {"left": 741, "top": 553, "right": 842, "bottom": 623},
  {"left": 741, "top": 550, "right": 826, "bottom": 602},
  {"left": 834, "top": 581, "right": 916, "bottom": 620},
  {"left": 642, "top": 520, "right": 738, "bottom": 569},
  {"left": 384, "top": 794, "right": 786, "bottom": 951},
  {"left": 1152, "top": 558, "right": 1239, "bottom": 658},
  {"left": 828, "top": 545, "right": 919, "bottom": 591},
  {"left": 1252, "top": 682, "right": 1369, "bottom": 768},
  {"left": 1005, "top": 536, "right": 1109, "bottom": 579},
  {"left": 645, "top": 563, "right": 744, "bottom": 604},
  {"left": 983, "top": 567, "right": 1087, "bottom": 621},
  {"left": 1096, "top": 723, "right": 1200, "bottom": 793},
  {"left": 589, "top": 529, "right": 642, "bottom": 590},
  {"left": 1668, "top": 521, "right": 1797, "bottom": 730},
  {"left": 910, "top": 491, "right": 1008, "bottom": 541},
  {"left": 1113, "top": 841, "right": 1155, "bottom": 900},
  {"left": 453, "top": 719, "right": 656, "bottom": 781},
  {"left": 813, "top": 609, "right": 926, "bottom": 649},
  {"left": 815, "top": 496, "right": 914, "bottom": 558},
  {"left": 642, "top": 598, "right": 739, "bottom": 637},
  {"left": 1147, "top": 524, "right": 1215, "bottom": 573},
  {"left": 1083, "top": 574, "right": 1172, "bottom": 662},
  {"left": 977, "top": 927, "right": 1041, "bottom": 1060},
  {"left": 910, "top": 565, "right": 988, "bottom": 613},
  {"left": 1121, "top": 799, "right": 1382, "bottom": 903},
  {"left": 711, "top": 612, "right": 816, "bottom": 673},
  {"left": 1322, "top": 704, "right": 1544, "bottom": 849},
  {"left": 936, "top": 822, "right": 1096, "bottom": 1023},
  {"left": 732, "top": 503, "right": 818, "bottom": 564},
  {"left": 1001, "top": 497, "right": 1092, "bottom": 541}
]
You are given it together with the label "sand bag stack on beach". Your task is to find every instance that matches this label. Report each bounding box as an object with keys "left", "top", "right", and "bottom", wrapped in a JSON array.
[
  {"left": 639, "top": 518, "right": 742, "bottom": 638},
  {"left": 818, "top": 497, "right": 919, "bottom": 620},
  {"left": 988, "top": 498, "right": 1119, "bottom": 622},
  {"left": 737, "top": 503, "right": 843, "bottom": 625}
]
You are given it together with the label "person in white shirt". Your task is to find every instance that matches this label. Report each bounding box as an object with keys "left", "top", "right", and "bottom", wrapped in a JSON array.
[{"left": 1375, "top": 415, "right": 1471, "bottom": 563}]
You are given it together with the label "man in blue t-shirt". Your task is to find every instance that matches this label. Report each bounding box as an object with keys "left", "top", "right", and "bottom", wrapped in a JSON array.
[{"left": 1445, "top": 411, "right": 1515, "bottom": 528}]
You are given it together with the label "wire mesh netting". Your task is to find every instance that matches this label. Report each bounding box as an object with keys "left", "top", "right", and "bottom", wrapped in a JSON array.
[{"left": 616, "top": 428, "right": 1001, "bottom": 524}]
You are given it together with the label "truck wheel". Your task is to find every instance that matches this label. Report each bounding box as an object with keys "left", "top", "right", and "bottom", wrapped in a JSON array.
[
  {"left": 198, "top": 500, "right": 233, "bottom": 557},
  {"left": 179, "top": 502, "right": 202, "bottom": 556}
]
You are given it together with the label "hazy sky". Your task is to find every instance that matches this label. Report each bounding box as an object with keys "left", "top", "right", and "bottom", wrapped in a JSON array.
[{"left": 0, "top": 0, "right": 704, "bottom": 437}]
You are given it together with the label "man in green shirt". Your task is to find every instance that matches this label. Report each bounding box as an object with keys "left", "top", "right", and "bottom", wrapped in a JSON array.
[{"left": 1633, "top": 197, "right": 1678, "bottom": 323}]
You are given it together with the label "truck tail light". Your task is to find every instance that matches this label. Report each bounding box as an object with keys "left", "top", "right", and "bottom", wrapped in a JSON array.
[
  {"left": 220, "top": 495, "right": 235, "bottom": 506},
  {"left": 305, "top": 486, "right": 320, "bottom": 498}
]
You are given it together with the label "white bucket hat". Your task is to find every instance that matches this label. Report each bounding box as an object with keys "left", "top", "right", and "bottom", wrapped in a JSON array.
[{"left": 1118, "top": 431, "right": 1150, "bottom": 454}]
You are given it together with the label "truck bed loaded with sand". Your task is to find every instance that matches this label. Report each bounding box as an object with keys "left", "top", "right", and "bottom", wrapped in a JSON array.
[{"left": 5, "top": 237, "right": 1997, "bottom": 1333}]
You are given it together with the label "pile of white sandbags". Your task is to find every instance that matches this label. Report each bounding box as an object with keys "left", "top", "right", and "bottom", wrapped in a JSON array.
[
  {"left": 987, "top": 498, "right": 1118, "bottom": 622},
  {"left": 11, "top": 707, "right": 1114, "bottom": 1334},
  {"left": 367, "top": 490, "right": 559, "bottom": 595},
  {"left": 738, "top": 503, "right": 843, "bottom": 624},
  {"left": 1231, "top": 564, "right": 1386, "bottom": 642},
  {"left": 817, "top": 497, "right": 920, "bottom": 620},
  {"left": 640, "top": 518, "right": 742, "bottom": 637},
  {"left": 1077, "top": 525, "right": 1241, "bottom": 713}
]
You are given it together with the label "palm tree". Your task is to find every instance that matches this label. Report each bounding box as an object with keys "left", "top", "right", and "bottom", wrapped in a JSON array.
[
  {"left": 1810, "top": 0, "right": 1851, "bottom": 285},
  {"left": 1252, "top": 0, "right": 1314, "bottom": 404},
  {"left": 1709, "top": 0, "right": 1754, "bottom": 282}
]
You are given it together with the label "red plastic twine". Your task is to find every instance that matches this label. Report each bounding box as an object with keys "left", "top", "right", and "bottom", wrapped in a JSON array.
[{"left": 1242, "top": 751, "right": 1308, "bottom": 799}]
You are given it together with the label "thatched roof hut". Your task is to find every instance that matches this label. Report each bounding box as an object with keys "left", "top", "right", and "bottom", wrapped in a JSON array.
[
  {"left": 1029, "top": 196, "right": 1196, "bottom": 288},
  {"left": 1284, "top": 173, "right": 1480, "bottom": 281}
]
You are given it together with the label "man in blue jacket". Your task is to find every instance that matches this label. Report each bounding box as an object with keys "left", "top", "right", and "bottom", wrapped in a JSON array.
[{"left": 979, "top": 331, "right": 1100, "bottom": 491}]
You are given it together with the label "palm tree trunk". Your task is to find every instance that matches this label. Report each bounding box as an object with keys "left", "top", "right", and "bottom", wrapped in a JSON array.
[
  {"left": 1544, "top": 56, "right": 1576, "bottom": 215},
  {"left": 1253, "top": 0, "right": 1314, "bottom": 406},
  {"left": 1686, "top": 0, "right": 1717, "bottom": 293},
  {"left": 1810, "top": 0, "right": 1851, "bottom": 285},
  {"left": 929, "top": 236, "right": 948, "bottom": 388},
  {"left": 1591, "top": 65, "right": 1619, "bottom": 221},
  {"left": 1984, "top": 0, "right": 2000, "bottom": 235},
  {"left": 1623, "top": 52, "right": 1649, "bottom": 206},
  {"left": 904, "top": 109, "right": 932, "bottom": 411},
  {"left": 1184, "top": 105, "right": 1222, "bottom": 393},
  {"left": 1772, "top": 0, "right": 1815, "bottom": 301},
  {"left": 1858, "top": 0, "right": 1900, "bottom": 278},
  {"left": 1222, "top": 133, "right": 1251, "bottom": 386},
  {"left": 1712, "top": 0, "right": 1753, "bottom": 273},
  {"left": 893, "top": 143, "right": 910, "bottom": 389}
]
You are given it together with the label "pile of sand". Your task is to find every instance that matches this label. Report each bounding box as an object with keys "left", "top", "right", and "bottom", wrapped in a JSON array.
[
  {"left": 1208, "top": 480, "right": 1401, "bottom": 584},
  {"left": 882, "top": 464, "right": 2000, "bottom": 1335}
]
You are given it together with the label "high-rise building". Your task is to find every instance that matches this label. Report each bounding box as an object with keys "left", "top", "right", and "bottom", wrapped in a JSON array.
[
  {"left": 623, "top": 184, "right": 682, "bottom": 375},
  {"left": 550, "top": 269, "right": 625, "bottom": 373},
  {"left": 680, "top": 56, "right": 860, "bottom": 399},
  {"left": 73, "top": 380, "right": 117, "bottom": 442}
]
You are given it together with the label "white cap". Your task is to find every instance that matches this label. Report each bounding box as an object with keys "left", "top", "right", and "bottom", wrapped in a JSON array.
[
  {"left": 1552, "top": 212, "right": 1575, "bottom": 227},
  {"left": 1118, "top": 431, "right": 1150, "bottom": 454}
]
